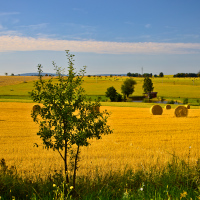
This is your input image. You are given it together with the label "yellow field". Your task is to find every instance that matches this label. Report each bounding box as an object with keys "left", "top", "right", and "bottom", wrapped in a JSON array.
[
  {"left": 0, "top": 76, "right": 50, "bottom": 87},
  {"left": 0, "top": 102, "right": 200, "bottom": 179}
]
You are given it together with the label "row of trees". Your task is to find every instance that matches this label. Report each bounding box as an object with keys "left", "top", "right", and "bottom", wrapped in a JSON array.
[
  {"left": 173, "top": 73, "right": 200, "bottom": 77},
  {"left": 5, "top": 73, "right": 14, "bottom": 76},
  {"left": 105, "top": 76, "right": 154, "bottom": 102},
  {"left": 105, "top": 78, "right": 137, "bottom": 102},
  {"left": 127, "top": 72, "right": 164, "bottom": 78}
]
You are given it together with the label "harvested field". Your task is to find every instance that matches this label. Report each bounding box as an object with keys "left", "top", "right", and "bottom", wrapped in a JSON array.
[
  {"left": 0, "top": 76, "right": 50, "bottom": 87},
  {"left": 0, "top": 102, "right": 200, "bottom": 179}
]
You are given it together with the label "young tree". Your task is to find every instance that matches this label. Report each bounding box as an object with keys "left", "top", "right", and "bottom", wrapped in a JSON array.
[
  {"left": 121, "top": 78, "right": 137, "bottom": 99},
  {"left": 30, "top": 50, "right": 112, "bottom": 190},
  {"left": 143, "top": 76, "right": 154, "bottom": 94}
]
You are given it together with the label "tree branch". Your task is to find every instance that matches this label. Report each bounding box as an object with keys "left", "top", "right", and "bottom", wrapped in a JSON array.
[{"left": 57, "top": 149, "right": 65, "bottom": 161}]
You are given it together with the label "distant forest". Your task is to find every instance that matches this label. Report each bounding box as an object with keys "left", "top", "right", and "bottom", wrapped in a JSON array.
[
  {"left": 127, "top": 72, "right": 163, "bottom": 77},
  {"left": 127, "top": 72, "right": 200, "bottom": 78},
  {"left": 173, "top": 73, "right": 200, "bottom": 77}
]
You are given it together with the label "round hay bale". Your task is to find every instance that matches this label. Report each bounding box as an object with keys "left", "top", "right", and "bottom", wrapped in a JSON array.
[
  {"left": 174, "top": 106, "right": 188, "bottom": 117},
  {"left": 32, "top": 104, "right": 41, "bottom": 113},
  {"left": 185, "top": 105, "right": 190, "bottom": 109},
  {"left": 165, "top": 104, "right": 171, "bottom": 110},
  {"left": 150, "top": 105, "right": 163, "bottom": 115}
]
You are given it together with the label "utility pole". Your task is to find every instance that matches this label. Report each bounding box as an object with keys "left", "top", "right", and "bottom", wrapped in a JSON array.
[{"left": 141, "top": 67, "right": 143, "bottom": 76}]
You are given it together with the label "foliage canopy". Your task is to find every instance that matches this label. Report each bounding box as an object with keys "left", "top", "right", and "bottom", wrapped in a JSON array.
[
  {"left": 142, "top": 76, "right": 154, "bottom": 94},
  {"left": 121, "top": 78, "right": 137, "bottom": 99},
  {"left": 105, "top": 86, "right": 122, "bottom": 102}
]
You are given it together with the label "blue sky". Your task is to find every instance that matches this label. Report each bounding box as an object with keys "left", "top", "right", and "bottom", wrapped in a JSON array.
[{"left": 0, "top": 0, "right": 200, "bottom": 75}]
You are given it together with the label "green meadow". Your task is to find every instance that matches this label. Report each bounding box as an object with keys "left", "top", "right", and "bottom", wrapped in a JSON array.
[{"left": 1, "top": 75, "right": 200, "bottom": 106}]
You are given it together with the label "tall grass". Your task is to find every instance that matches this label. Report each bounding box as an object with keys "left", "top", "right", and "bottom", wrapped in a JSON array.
[{"left": 1, "top": 155, "right": 200, "bottom": 200}]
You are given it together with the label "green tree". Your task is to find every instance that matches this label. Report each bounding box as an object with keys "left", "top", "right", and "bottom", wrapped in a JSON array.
[
  {"left": 159, "top": 72, "right": 164, "bottom": 77},
  {"left": 30, "top": 50, "right": 112, "bottom": 190},
  {"left": 127, "top": 72, "right": 132, "bottom": 77},
  {"left": 105, "top": 86, "right": 117, "bottom": 102},
  {"left": 143, "top": 76, "right": 154, "bottom": 94},
  {"left": 116, "top": 93, "right": 123, "bottom": 102},
  {"left": 105, "top": 86, "right": 122, "bottom": 102},
  {"left": 121, "top": 78, "right": 137, "bottom": 99}
]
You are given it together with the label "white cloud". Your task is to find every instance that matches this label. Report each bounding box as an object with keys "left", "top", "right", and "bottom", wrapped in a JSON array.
[
  {"left": 72, "top": 8, "right": 88, "bottom": 14},
  {"left": 124, "top": 21, "right": 134, "bottom": 25},
  {"left": 0, "top": 12, "right": 20, "bottom": 16},
  {"left": 18, "top": 23, "right": 49, "bottom": 30},
  {"left": 145, "top": 24, "right": 151, "bottom": 28},
  {"left": 0, "top": 35, "right": 200, "bottom": 55}
]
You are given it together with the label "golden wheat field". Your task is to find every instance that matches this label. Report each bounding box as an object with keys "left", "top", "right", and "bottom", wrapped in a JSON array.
[{"left": 0, "top": 102, "right": 200, "bottom": 179}]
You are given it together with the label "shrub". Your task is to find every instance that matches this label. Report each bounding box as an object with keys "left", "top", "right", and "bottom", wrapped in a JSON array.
[
  {"left": 160, "top": 96, "right": 165, "bottom": 102},
  {"left": 167, "top": 100, "right": 175, "bottom": 104},
  {"left": 183, "top": 98, "right": 189, "bottom": 104},
  {"left": 143, "top": 98, "right": 150, "bottom": 103}
]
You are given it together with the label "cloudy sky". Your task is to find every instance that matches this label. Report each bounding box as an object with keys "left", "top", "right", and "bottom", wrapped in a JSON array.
[{"left": 0, "top": 0, "right": 200, "bottom": 75}]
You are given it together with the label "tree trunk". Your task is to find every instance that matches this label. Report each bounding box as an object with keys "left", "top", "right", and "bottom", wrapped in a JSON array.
[
  {"left": 73, "top": 145, "right": 80, "bottom": 189},
  {"left": 64, "top": 138, "right": 69, "bottom": 183}
]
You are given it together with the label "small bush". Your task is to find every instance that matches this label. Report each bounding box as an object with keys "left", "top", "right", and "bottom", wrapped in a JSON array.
[
  {"left": 160, "top": 96, "right": 165, "bottom": 102},
  {"left": 167, "top": 100, "right": 175, "bottom": 104},
  {"left": 183, "top": 98, "right": 189, "bottom": 104},
  {"left": 143, "top": 98, "right": 150, "bottom": 103}
]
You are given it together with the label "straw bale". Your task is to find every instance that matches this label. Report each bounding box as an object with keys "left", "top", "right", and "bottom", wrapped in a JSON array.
[
  {"left": 185, "top": 105, "right": 190, "bottom": 109},
  {"left": 150, "top": 105, "right": 163, "bottom": 115},
  {"left": 174, "top": 106, "right": 188, "bottom": 117},
  {"left": 32, "top": 105, "right": 41, "bottom": 113},
  {"left": 165, "top": 104, "right": 171, "bottom": 110}
]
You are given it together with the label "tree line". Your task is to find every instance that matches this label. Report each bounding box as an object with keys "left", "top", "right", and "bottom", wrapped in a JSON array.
[
  {"left": 173, "top": 73, "right": 200, "bottom": 77},
  {"left": 105, "top": 76, "right": 154, "bottom": 102},
  {"left": 127, "top": 72, "right": 164, "bottom": 77}
]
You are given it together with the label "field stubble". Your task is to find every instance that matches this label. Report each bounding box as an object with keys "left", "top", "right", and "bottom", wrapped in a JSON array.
[
  {"left": 0, "top": 102, "right": 200, "bottom": 179},
  {"left": 0, "top": 76, "right": 50, "bottom": 87}
]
